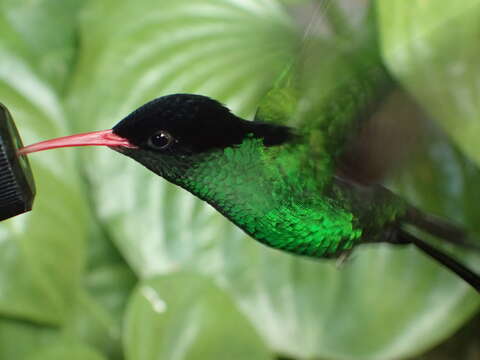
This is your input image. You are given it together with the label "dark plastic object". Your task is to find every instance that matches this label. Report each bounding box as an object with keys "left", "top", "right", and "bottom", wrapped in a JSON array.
[{"left": 0, "top": 104, "right": 35, "bottom": 221}]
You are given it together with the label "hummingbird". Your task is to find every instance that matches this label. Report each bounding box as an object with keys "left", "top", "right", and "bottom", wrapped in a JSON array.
[{"left": 19, "top": 91, "right": 480, "bottom": 292}]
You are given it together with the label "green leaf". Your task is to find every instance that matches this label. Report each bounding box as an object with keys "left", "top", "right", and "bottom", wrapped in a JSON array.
[
  {"left": 0, "top": 318, "right": 108, "bottom": 360},
  {"left": 377, "top": 0, "right": 480, "bottom": 166},
  {"left": 0, "top": 2, "right": 89, "bottom": 325},
  {"left": 0, "top": 0, "right": 478, "bottom": 359},
  {"left": 27, "top": 343, "right": 107, "bottom": 360},
  {"left": 217, "top": 214, "right": 479, "bottom": 359},
  {"left": 0, "top": 0, "right": 83, "bottom": 92},
  {"left": 61, "top": 290, "right": 125, "bottom": 359},
  {"left": 64, "top": 188, "right": 138, "bottom": 357},
  {"left": 82, "top": 216, "right": 138, "bottom": 343},
  {"left": 0, "top": 319, "right": 58, "bottom": 360},
  {"left": 123, "top": 272, "right": 272, "bottom": 360},
  {"left": 0, "top": 162, "right": 87, "bottom": 325}
]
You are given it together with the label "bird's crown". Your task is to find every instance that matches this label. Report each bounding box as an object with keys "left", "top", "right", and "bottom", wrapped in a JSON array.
[{"left": 113, "top": 93, "right": 294, "bottom": 155}]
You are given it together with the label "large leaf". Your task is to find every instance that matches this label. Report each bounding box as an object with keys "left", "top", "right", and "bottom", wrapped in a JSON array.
[
  {"left": 0, "top": 0, "right": 83, "bottom": 92},
  {"left": 123, "top": 272, "right": 272, "bottom": 360},
  {"left": 0, "top": 63, "right": 88, "bottom": 324},
  {"left": 27, "top": 343, "right": 107, "bottom": 360},
  {"left": 0, "top": 319, "right": 58, "bottom": 360},
  {"left": 377, "top": 0, "right": 480, "bottom": 166},
  {"left": 0, "top": 0, "right": 135, "bottom": 356},
  {"left": 0, "top": 317, "right": 106, "bottom": 360},
  {"left": 0, "top": 0, "right": 88, "bottom": 325},
  {"left": 66, "top": 1, "right": 480, "bottom": 359},
  {"left": 0, "top": 0, "right": 478, "bottom": 359}
]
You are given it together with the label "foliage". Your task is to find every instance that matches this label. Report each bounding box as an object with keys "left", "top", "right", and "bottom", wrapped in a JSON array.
[{"left": 0, "top": 0, "right": 478, "bottom": 359}]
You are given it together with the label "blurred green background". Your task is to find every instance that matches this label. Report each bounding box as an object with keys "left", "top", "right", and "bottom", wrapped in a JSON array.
[{"left": 0, "top": 0, "right": 479, "bottom": 359}]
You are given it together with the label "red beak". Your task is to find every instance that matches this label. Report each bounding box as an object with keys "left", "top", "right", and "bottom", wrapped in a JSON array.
[{"left": 19, "top": 129, "right": 136, "bottom": 156}]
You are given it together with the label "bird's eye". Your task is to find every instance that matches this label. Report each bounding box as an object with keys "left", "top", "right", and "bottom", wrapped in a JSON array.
[{"left": 148, "top": 130, "right": 174, "bottom": 150}]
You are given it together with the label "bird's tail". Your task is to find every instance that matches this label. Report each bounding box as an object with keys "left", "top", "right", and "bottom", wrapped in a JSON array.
[
  {"left": 406, "top": 206, "right": 480, "bottom": 250},
  {"left": 397, "top": 207, "right": 480, "bottom": 292},
  {"left": 396, "top": 229, "right": 480, "bottom": 292}
]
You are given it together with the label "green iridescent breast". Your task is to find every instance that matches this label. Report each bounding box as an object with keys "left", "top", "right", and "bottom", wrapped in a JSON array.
[{"left": 178, "top": 138, "right": 364, "bottom": 258}]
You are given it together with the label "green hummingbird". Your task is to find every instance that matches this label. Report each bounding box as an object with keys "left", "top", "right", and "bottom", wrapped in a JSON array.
[
  {"left": 18, "top": 11, "right": 480, "bottom": 292},
  {"left": 19, "top": 90, "right": 480, "bottom": 292}
]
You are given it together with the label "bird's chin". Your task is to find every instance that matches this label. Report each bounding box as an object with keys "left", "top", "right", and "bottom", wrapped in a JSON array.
[{"left": 108, "top": 145, "right": 131, "bottom": 154}]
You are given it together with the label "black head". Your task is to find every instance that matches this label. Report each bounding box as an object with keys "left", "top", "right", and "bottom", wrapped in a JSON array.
[{"left": 112, "top": 94, "right": 294, "bottom": 155}]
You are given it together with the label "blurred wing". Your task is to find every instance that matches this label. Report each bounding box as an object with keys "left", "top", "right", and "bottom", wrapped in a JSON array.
[
  {"left": 254, "top": 63, "right": 298, "bottom": 126},
  {"left": 254, "top": 1, "right": 395, "bottom": 182}
]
